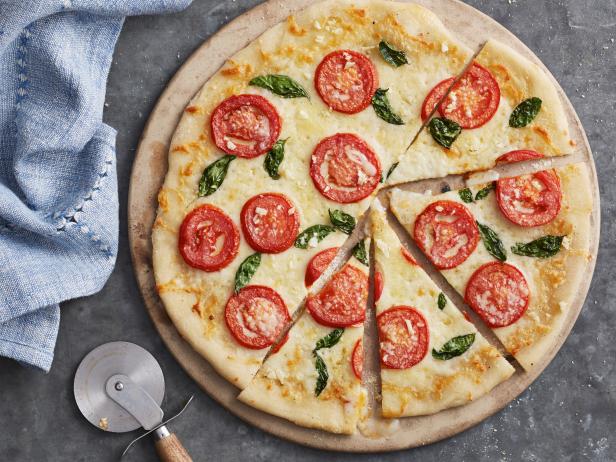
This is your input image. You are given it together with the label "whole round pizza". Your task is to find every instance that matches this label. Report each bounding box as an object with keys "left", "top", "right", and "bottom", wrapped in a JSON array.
[{"left": 149, "top": 0, "right": 595, "bottom": 439}]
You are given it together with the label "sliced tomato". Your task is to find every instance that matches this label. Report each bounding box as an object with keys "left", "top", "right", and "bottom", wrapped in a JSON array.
[
  {"left": 210, "top": 94, "right": 281, "bottom": 158},
  {"left": 414, "top": 200, "right": 479, "bottom": 269},
  {"left": 495, "top": 150, "right": 562, "bottom": 227},
  {"left": 438, "top": 63, "right": 500, "bottom": 129},
  {"left": 306, "top": 264, "right": 368, "bottom": 327},
  {"left": 225, "top": 285, "right": 291, "bottom": 349},
  {"left": 310, "top": 133, "right": 381, "bottom": 204},
  {"left": 465, "top": 262, "right": 530, "bottom": 328},
  {"left": 421, "top": 77, "right": 454, "bottom": 121},
  {"left": 377, "top": 306, "right": 429, "bottom": 369},
  {"left": 179, "top": 204, "right": 239, "bottom": 272},
  {"left": 351, "top": 339, "right": 363, "bottom": 380},
  {"left": 270, "top": 332, "right": 289, "bottom": 355},
  {"left": 305, "top": 247, "right": 339, "bottom": 287},
  {"left": 315, "top": 50, "right": 378, "bottom": 114},
  {"left": 374, "top": 270, "right": 384, "bottom": 303},
  {"left": 400, "top": 246, "right": 417, "bottom": 265},
  {"left": 241, "top": 193, "right": 299, "bottom": 253}
]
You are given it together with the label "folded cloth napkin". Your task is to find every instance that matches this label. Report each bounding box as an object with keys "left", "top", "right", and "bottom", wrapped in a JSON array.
[{"left": 0, "top": 0, "right": 192, "bottom": 371}]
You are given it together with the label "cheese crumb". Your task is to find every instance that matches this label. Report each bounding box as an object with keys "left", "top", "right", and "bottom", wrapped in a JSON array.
[
  {"left": 441, "top": 42, "right": 449, "bottom": 53},
  {"left": 255, "top": 207, "right": 268, "bottom": 216},
  {"left": 226, "top": 139, "right": 236, "bottom": 150},
  {"left": 308, "top": 236, "right": 319, "bottom": 248}
]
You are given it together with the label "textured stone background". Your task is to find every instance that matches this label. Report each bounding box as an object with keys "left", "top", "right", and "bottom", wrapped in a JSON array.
[{"left": 1, "top": 1, "right": 614, "bottom": 461}]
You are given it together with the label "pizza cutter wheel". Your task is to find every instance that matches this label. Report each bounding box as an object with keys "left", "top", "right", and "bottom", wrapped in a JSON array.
[{"left": 74, "top": 341, "right": 193, "bottom": 461}]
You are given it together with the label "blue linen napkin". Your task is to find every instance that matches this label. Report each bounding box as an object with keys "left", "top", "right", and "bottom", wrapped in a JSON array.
[{"left": 0, "top": 0, "right": 192, "bottom": 371}]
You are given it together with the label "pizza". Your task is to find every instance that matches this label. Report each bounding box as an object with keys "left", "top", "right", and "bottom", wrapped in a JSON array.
[
  {"left": 150, "top": 0, "right": 595, "bottom": 436},
  {"left": 238, "top": 244, "right": 370, "bottom": 434},
  {"left": 389, "top": 161, "right": 593, "bottom": 370},
  {"left": 371, "top": 205, "right": 514, "bottom": 417}
]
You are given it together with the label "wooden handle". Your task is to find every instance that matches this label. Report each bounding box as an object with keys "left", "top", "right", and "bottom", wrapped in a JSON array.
[{"left": 154, "top": 432, "right": 192, "bottom": 462}]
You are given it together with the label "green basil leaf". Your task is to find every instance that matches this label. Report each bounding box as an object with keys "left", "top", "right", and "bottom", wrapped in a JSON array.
[
  {"left": 234, "top": 253, "right": 261, "bottom": 293},
  {"left": 314, "top": 353, "right": 329, "bottom": 396},
  {"left": 198, "top": 155, "right": 236, "bottom": 197},
  {"left": 329, "top": 209, "right": 356, "bottom": 235},
  {"left": 249, "top": 74, "right": 309, "bottom": 98},
  {"left": 314, "top": 329, "right": 344, "bottom": 352},
  {"left": 386, "top": 162, "right": 399, "bottom": 180},
  {"left": 294, "top": 224, "right": 335, "bottom": 249},
  {"left": 429, "top": 117, "right": 461, "bottom": 149},
  {"left": 378, "top": 40, "right": 408, "bottom": 67},
  {"left": 475, "top": 182, "right": 495, "bottom": 201},
  {"left": 352, "top": 239, "right": 369, "bottom": 266},
  {"left": 263, "top": 139, "right": 286, "bottom": 180},
  {"left": 477, "top": 221, "right": 507, "bottom": 262},
  {"left": 371, "top": 88, "right": 404, "bottom": 125},
  {"left": 458, "top": 188, "right": 474, "bottom": 203},
  {"left": 438, "top": 292, "right": 447, "bottom": 310},
  {"left": 511, "top": 235, "right": 564, "bottom": 258},
  {"left": 432, "top": 333, "right": 475, "bottom": 360},
  {"left": 509, "top": 97, "right": 542, "bottom": 128}
]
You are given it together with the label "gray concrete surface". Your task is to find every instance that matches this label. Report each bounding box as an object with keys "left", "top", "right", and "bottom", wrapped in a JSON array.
[{"left": 1, "top": 1, "right": 615, "bottom": 461}]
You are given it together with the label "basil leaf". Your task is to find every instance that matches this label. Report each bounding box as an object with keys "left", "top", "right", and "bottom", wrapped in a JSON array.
[
  {"left": 314, "top": 329, "right": 344, "bottom": 352},
  {"left": 378, "top": 40, "right": 408, "bottom": 67},
  {"left": 477, "top": 221, "right": 507, "bottom": 262},
  {"left": 429, "top": 117, "right": 461, "bottom": 149},
  {"left": 459, "top": 188, "right": 473, "bottom": 203},
  {"left": 314, "top": 353, "right": 329, "bottom": 396},
  {"left": 294, "top": 224, "right": 335, "bottom": 249},
  {"left": 249, "top": 74, "right": 309, "bottom": 98},
  {"left": 432, "top": 333, "right": 475, "bottom": 360},
  {"left": 511, "top": 235, "right": 564, "bottom": 258},
  {"left": 234, "top": 253, "right": 261, "bottom": 293},
  {"left": 329, "top": 209, "right": 356, "bottom": 235},
  {"left": 352, "top": 239, "right": 369, "bottom": 266},
  {"left": 198, "top": 155, "right": 236, "bottom": 197},
  {"left": 371, "top": 88, "right": 404, "bottom": 125},
  {"left": 509, "top": 97, "right": 542, "bottom": 128},
  {"left": 438, "top": 292, "right": 447, "bottom": 310},
  {"left": 386, "top": 162, "right": 399, "bottom": 180},
  {"left": 264, "top": 139, "right": 286, "bottom": 180},
  {"left": 475, "top": 182, "right": 495, "bottom": 201}
]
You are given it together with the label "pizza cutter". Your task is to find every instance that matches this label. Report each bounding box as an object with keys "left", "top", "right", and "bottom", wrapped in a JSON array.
[{"left": 74, "top": 341, "right": 193, "bottom": 461}]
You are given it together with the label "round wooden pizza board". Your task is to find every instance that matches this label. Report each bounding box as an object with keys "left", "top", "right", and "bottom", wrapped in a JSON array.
[{"left": 128, "top": 0, "right": 600, "bottom": 452}]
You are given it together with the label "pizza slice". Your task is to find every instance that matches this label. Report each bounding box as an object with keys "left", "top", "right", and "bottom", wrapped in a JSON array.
[
  {"left": 389, "top": 160, "right": 593, "bottom": 370},
  {"left": 371, "top": 205, "right": 514, "bottom": 417},
  {"left": 153, "top": 1, "right": 476, "bottom": 389},
  {"left": 388, "top": 39, "right": 573, "bottom": 186},
  {"left": 238, "top": 243, "right": 370, "bottom": 434}
]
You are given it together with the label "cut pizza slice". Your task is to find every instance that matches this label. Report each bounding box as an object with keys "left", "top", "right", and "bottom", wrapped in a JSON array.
[
  {"left": 389, "top": 160, "right": 593, "bottom": 370},
  {"left": 388, "top": 39, "right": 574, "bottom": 185},
  {"left": 238, "top": 242, "right": 370, "bottom": 434},
  {"left": 371, "top": 205, "right": 514, "bottom": 417},
  {"left": 152, "top": 0, "right": 477, "bottom": 389}
]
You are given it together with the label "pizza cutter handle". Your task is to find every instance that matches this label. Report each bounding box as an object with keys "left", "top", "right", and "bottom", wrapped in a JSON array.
[{"left": 154, "top": 425, "right": 192, "bottom": 462}]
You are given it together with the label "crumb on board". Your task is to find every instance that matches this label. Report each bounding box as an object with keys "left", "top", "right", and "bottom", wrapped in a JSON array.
[{"left": 99, "top": 417, "right": 109, "bottom": 430}]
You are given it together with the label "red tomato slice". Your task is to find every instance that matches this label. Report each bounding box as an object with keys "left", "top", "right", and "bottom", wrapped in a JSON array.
[
  {"left": 414, "top": 200, "right": 479, "bottom": 269},
  {"left": 465, "top": 262, "right": 530, "bottom": 328},
  {"left": 241, "top": 193, "right": 300, "bottom": 253},
  {"left": 270, "top": 332, "right": 289, "bottom": 354},
  {"left": 306, "top": 264, "right": 368, "bottom": 327},
  {"left": 210, "top": 94, "right": 281, "bottom": 158},
  {"left": 179, "top": 204, "right": 240, "bottom": 272},
  {"left": 439, "top": 63, "right": 500, "bottom": 129},
  {"left": 225, "top": 285, "right": 291, "bottom": 349},
  {"left": 400, "top": 246, "right": 417, "bottom": 265},
  {"left": 305, "top": 247, "right": 339, "bottom": 287},
  {"left": 351, "top": 339, "right": 363, "bottom": 380},
  {"left": 374, "top": 270, "right": 384, "bottom": 303},
  {"left": 310, "top": 133, "right": 381, "bottom": 204},
  {"left": 315, "top": 50, "right": 378, "bottom": 114},
  {"left": 495, "top": 150, "right": 562, "bottom": 227},
  {"left": 377, "top": 306, "right": 429, "bottom": 369},
  {"left": 421, "top": 77, "right": 454, "bottom": 121}
]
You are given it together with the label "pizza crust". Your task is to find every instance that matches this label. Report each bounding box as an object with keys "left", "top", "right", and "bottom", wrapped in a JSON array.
[{"left": 371, "top": 205, "right": 514, "bottom": 417}]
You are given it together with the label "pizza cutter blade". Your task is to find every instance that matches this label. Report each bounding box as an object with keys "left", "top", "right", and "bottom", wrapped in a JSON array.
[{"left": 74, "top": 341, "right": 192, "bottom": 461}]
